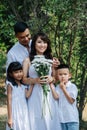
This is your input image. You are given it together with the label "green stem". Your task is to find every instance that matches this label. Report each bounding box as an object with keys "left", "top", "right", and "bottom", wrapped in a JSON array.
[
  {"left": 42, "top": 94, "right": 45, "bottom": 118},
  {"left": 45, "top": 95, "right": 52, "bottom": 119},
  {"left": 42, "top": 93, "right": 52, "bottom": 119}
]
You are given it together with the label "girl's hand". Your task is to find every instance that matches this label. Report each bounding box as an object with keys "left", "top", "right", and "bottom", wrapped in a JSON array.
[{"left": 7, "top": 119, "right": 13, "bottom": 128}]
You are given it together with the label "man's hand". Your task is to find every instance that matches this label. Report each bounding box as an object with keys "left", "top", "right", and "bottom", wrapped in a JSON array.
[{"left": 53, "top": 57, "right": 60, "bottom": 68}]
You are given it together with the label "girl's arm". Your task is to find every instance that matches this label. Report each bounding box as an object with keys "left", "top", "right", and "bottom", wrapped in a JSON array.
[
  {"left": 50, "top": 83, "right": 59, "bottom": 100},
  {"left": 7, "top": 84, "right": 13, "bottom": 128},
  {"left": 25, "top": 85, "right": 34, "bottom": 98}
]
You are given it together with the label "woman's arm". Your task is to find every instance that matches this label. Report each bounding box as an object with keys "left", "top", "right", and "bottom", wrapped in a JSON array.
[
  {"left": 22, "top": 58, "right": 41, "bottom": 85},
  {"left": 7, "top": 84, "right": 13, "bottom": 128}
]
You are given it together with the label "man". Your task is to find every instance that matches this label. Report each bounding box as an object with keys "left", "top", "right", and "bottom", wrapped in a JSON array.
[{"left": 6, "top": 21, "right": 31, "bottom": 69}]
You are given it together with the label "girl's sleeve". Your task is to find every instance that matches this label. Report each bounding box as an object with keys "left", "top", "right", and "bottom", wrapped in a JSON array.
[{"left": 5, "top": 81, "right": 13, "bottom": 94}]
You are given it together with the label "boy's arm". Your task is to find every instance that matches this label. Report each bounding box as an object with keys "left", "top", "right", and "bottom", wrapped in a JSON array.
[
  {"left": 7, "top": 85, "right": 13, "bottom": 128},
  {"left": 60, "top": 82, "right": 75, "bottom": 104},
  {"left": 50, "top": 83, "right": 59, "bottom": 100}
]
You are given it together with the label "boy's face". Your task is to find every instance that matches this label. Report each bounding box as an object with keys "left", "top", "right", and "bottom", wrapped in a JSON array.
[{"left": 57, "top": 68, "right": 71, "bottom": 83}]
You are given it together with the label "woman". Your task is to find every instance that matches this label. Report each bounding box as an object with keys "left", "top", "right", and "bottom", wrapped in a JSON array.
[{"left": 23, "top": 32, "right": 61, "bottom": 130}]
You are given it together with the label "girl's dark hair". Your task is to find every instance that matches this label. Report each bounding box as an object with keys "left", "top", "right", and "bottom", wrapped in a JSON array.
[
  {"left": 7, "top": 61, "right": 22, "bottom": 86},
  {"left": 30, "top": 32, "right": 53, "bottom": 61},
  {"left": 14, "top": 21, "right": 29, "bottom": 34}
]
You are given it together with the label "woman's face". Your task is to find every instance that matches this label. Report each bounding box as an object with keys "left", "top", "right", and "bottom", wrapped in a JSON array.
[{"left": 35, "top": 36, "right": 48, "bottom": 55}]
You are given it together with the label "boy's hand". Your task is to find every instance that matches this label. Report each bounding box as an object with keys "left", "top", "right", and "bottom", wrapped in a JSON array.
[{"left": 59, "top": 80, "right": 66, "bottom": 90}]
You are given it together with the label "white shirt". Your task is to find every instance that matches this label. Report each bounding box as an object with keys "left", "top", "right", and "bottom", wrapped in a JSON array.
[
  {"left": 56, "top": 81, "right": 79, "bottom": 123},
  {"left": 6, "top": 40, "right": 31, "bottom": 69}
]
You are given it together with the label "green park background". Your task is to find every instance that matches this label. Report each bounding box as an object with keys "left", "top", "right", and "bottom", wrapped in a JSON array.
[{"left": 0, "top": 0, "right": 87, "bottom": 130}]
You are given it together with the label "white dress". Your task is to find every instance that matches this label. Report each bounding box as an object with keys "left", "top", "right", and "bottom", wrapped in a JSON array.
[
  {"left": 27, "top": 57, "right": 61, "bottom": 130},
  {"left": 6, "top": 81, "right": 30, "bottom": 130}
]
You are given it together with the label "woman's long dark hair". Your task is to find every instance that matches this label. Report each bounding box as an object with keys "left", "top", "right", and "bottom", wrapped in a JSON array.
[
  {"left": 30, "top": 32, "right": 53, "bottom": 61},
  {"left": 7, "top": 61, "right": 22, "bottom": 86}
]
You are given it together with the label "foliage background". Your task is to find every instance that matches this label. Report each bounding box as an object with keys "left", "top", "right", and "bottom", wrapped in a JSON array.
[{"left": 0, "top": 0, "right": 87, "bottom": 129}]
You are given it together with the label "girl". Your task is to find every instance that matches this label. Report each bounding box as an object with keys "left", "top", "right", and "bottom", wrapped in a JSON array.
[
  {"left": 6, "top": 61, "right": 32, "bottom": 130},
  {"left": 23, "top": 32, "right": 61, "bottom": 130}
]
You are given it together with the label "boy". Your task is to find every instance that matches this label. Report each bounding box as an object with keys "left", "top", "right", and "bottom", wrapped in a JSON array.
[{"left": 50, "top": 64, "right": 79, "bottom": 130}]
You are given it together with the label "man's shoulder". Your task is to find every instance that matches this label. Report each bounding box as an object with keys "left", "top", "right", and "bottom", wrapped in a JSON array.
[{"left": 7, "top": 42, "right": 19, "bottom": 53}]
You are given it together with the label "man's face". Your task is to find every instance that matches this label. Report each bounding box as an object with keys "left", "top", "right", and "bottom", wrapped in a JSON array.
[{"left": 16, "top": 28, "right": 31, "bottom": 47}]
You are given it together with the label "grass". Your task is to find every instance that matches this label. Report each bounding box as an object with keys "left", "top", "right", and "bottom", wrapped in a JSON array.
[
  {"left": 0, "top": 115, "right": 6, "bottom": 130},
  {"left": 0, "top": 99, "right": 7, "bottom": 130},
  {"left": 0, "top": 81, "right": 7, "bottom": 130},
  {"left": 80, "top": 121, "right": 87, "bottom": 130}
]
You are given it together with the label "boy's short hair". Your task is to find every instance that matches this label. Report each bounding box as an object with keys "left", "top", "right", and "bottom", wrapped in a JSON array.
[
  {"left": 14, "top": 21, "right": 29, "bottom": 34},
  {"left": 57, "top": 64, "right": 69, "bottom": 70}
]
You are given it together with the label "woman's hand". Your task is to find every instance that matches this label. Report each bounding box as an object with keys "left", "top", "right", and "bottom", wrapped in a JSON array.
[{"left": 40, "top": 76, "right": 55, "bottom": 84}]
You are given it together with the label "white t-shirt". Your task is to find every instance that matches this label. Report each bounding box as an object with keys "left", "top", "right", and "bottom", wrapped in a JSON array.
[
  {"left": 6, "top": 40, "right": 31, "bottom": 69},
  {"left": 56, "top": 81, "right": 79, "bottom": 123}
]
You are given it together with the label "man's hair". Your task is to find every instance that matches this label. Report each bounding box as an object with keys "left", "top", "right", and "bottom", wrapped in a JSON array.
[
  {"left": 57, "top": 64, "right": 69, "bottom": 70},
  {"left": 14, "top": 21, "right": 29, "bottom": 34}
]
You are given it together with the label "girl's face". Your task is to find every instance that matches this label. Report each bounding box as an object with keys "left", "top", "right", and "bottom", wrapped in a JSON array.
[
  {"left": 35, "top": 37, "right": 48, "bottom": 55},
  {"left": 57, "top": 68, "right": 71, "bottom": 83},
  {"left": 12, "top": 70, "right": 23, "bottom": 82}
]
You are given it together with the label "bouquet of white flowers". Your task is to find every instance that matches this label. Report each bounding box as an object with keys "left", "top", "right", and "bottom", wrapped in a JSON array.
[{"left": 31, "top": 55, "right": 53, "bottom": 118}]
